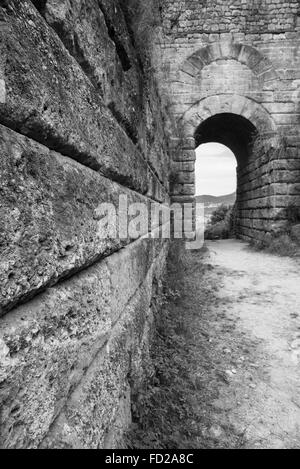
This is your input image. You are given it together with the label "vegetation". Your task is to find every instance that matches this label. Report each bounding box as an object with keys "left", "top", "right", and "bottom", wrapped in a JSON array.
[
  {"left": 210, "top": 205, "right": 231, "bottom": 225},
  {"left": 205, "top": 204, "right": 235, "bottom": 240},
  {"left": 125, "top": 241, "right": 252, "bottom": 449},
  {"left": 250, "top": 204, "right": 300, "bottom": 258},
  {"left": 257, "top": 234, "right": 299, "bottom": 257}
]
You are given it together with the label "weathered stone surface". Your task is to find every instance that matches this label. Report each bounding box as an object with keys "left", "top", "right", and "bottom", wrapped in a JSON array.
[
  {"left": 40, "top": 281, "right": 151, "bottom": 449},
  {"left": 174, "top": 171, "right": 195, "bottom": 184},
  {"left": 0, "top": 0, "right": 299, "bottom": 450},
  {"left": 239, "top": 159, "right": 300, "bottom": 181},
  {"left": 147, "top": 167, "right": 169, "bottom": 204},
  {"left": 268, "top": 220, "right": 289, "bottom": 235},
  {"left": 290, "top": 224, "right": 300, "bottom": 243},
  {"left": 39, "top": 0, "right": 143, "bottom": 145},
  {"left": 289, "top": 185, "right": 300, "bottom": 195},
  {"left": 171, "top": 183, "right": 195, "bottom": 196},
  {"left": 0, "top": 79, "right": 5, "bottom": 103},
  {"left": 172, "top": 161, "right": 195, "bottom": 173},
  {"left": 40, "top": 0, "right": 170, "bottom": 189},
  {"left": 237, "top": 207, "right": 285, "bottom": 220},
  {"left": 0, "top": 0, "right": 173, "bottom": 451},
  {"left": 0, "top": 0, "right": 148, "bottom": 193},
  {"left": 0, "top": 236, "right": 168, "bottom": 448},
  {"left": 171, "top": 150, "right": 196, "bottom": 162},
  {"left": 158, "top": 1, "right": 300, "bottom": 239},
  {"left": 145, "top": 104, "right": 171, "bottom": 187},
  {"left": 171, "top": 195, "right": 195, "bottom": 205},
  {"left": 0, "top": 125, "right": 159, "bottom": 315},
  {"left": 97, "top": 0, "right": 135, "bottom": 66},
  {"left": 170, "top": 0, "right": 300, "bottom": 35}
]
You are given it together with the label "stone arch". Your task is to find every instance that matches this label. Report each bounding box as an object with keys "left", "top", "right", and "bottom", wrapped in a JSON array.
[
  {"left": 194, "top": 113, "right": 257, "bottom": 169},
  {"left": 170, "top": 95, "right": 281, "bottom": 241},
  {"left": 180, "top": 42, "right": 278, "bottom": 85},
  {"left": 181, "top": 94, "right": 276, "bottom": 140}
]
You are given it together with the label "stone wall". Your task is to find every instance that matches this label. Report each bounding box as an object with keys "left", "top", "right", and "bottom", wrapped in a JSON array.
[
  {"left": 156, "top": 0, "right": 300, "bottom": 241},
  {"left": 0, "top": 0, "right": 170, "bottom": 448},
  {"left": 0, "top": 0, "right": 299, "bottom": 450}
]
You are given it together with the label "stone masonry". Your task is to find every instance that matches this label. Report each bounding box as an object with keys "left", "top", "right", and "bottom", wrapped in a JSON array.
[
  {"left": 0, "top": 0, "right": 299, "bottom": 451},
  {"left": 0, "top": 0, "right": 170, "bottom": 448},
  {"left": 156, "top": 0, "right": 300, "bottom": 240}
]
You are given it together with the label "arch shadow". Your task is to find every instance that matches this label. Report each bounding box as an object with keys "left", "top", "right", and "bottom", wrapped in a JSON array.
[{"left": 195, "top": 113, "right": 256, "bottom": 169}]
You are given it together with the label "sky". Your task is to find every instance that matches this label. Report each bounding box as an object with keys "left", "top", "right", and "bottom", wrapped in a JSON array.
[{"left": 195, "top": 142, "right": 237, "bottom": 196}]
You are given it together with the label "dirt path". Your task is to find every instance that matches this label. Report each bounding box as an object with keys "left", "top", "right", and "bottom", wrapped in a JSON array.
[
  {"left": 203, "top": 239, "right": 300, "bottom": 449},
  {"left": 129, "top": 238, "right": 300, "bottom": 449}
]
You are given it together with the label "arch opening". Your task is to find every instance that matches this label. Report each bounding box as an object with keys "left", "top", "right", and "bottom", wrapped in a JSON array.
[
  {"left": 194, "top": 113, "right": 258, "bottom": 239},
  {"left": 194, "top": 113, "right": 257, "bottom": 169},
  {"left": 172, "top": 105, "right": 279, "bottom": 241},
  {"left": 195, "top": 142, "right": 237, "bottom": 197},
  {"left": 195, "top": 142, "right": 237, "bottom": 232}
]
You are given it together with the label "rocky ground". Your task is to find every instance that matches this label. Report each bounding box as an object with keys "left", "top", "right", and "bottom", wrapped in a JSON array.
[{"left": 128, "top": 239, "right": 300, "bottom": 449}]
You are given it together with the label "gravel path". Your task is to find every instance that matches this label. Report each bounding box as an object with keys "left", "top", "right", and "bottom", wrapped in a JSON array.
[{"left": 204, "top": 239, "right": 300, "bottom": 449}]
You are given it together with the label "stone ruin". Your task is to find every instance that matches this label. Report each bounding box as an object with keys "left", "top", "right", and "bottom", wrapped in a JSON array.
[{"left": 0, "top": 0, "right": 299, "bottom": 448}]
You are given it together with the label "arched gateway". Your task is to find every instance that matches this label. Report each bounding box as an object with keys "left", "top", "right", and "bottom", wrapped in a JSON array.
[
  {"left": 170, "top": 95, "right": 282, "bottom": 240},
  {"left": 163, "top": 38, "right": 300, "bottom": 242}
]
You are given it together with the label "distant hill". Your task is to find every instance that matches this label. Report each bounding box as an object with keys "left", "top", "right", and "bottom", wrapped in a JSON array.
[{"left": 196, "top": 192, "right": 236, "bottom": 206}]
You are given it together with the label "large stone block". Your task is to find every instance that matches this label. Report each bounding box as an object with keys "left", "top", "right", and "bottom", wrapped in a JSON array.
[
  {"left": 41, "top": 280, "right": 152, "bottom": 449},
  {"left": 273, "top": 170, "right": 300, "bottom": 184},
  {"left": 0, "top": 125, "right": 159, "bottom": 315},
  {"left": 274, "top": 195, "right": 300, "bottom": 207},
  {"left": 171, "top": 183, "right": 195, "bottom": 196},
  {"left": 174, "top": 171, "right": 195, "bottom": 184},
  {"left": 170, "top": 149, "right": 196, "bottom": 162},
  {"left": 0, "top": 236, "right": 168, "bottom": 448},
  {"left": 146, "top": 167, "right": 169, "bottom": 203},
  {"left": 39, "top": 0, "right": 143, "bottom": 145},
  {"left": 172, "top": 161, "right": 195, "bottom": 173},
  {"left": 0, "top": 0, "right": 148, "bottom": 193},
  {"left": 239, "top": 185, "right": 271, "bottom": 200},
  {"left": 171, "top": 195, "right": 195, "bottom": 206},
  {"left": 97, "top": 0, "right": 134, "bottom": 64},
  {"left": 238, "top": 226, "right": 266, "bottom": 241},
  {"left": 289, "top": 184, "right": 300, "bottom": 195},
  {"left": 291, "top": 224, "right": 300, "bottom": 243},
  {"left": 263, "top": 102, "right": 296, "bottom": 113}
]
